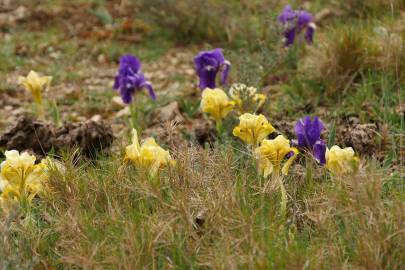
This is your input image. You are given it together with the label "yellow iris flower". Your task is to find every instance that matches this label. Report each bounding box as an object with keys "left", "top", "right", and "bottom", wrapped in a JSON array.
[
  {"left": 125, "top": 129, "right": 174, "bottom": 176},
  {"left": 201, "top": 88, "right": 235, "bottom": 123},
  {"left": 0, "top": 150, "right": 49, "bottom": 211},
  {"left": 326, "top": 145, "right": 359, "bottom": 175},
  {"left": 18, "top": 70, "right": 52, "bottom": 105},
  {"left": 255, "top": 135, "right": 299, "bottom": 177},
  {"left": 229, "top": 83, "right": 267, "bottom": 114},
  {"left": 233, "top": 113, "right": 275, "bottom": 146}
]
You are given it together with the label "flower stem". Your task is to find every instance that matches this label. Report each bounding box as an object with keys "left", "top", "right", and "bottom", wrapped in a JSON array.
[
  {"left": 279, "top": 178, "right": 287, "bottom": 218},
  {"left": 215, "top": 120, "right": 223, "bottom": 136},
  {"left": 19, "top": 168, "right": 27, "bottom": 204},
  {"left": 305, "top": 157, "right": 313, "bottom": 184},
  {"left": 272, "top": 166, "right": 287, "bottom": 219},
  {"left": 130, "top": 102, "right": 140, "bottom": 132},
  {"left": 36, "top": 102, "right": 46, "bottom": 120}
]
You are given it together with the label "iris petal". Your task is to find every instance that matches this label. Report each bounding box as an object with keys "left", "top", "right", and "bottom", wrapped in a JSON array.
[
  {"left": 282, "top": 147, "right": 299, "bottom": 175},
  {"left": 113, "top": 54, "right": 155, "bottom": 104},
  {"left": 313, "top": 140, "right": 327, "bottom": 165},
  {"left": 140, "top": 81, "right": 157, "bottom": 100},
  {"left": 194, "top": 49, "right": 230, "bottom": 90},
  {"left": 278, "top": 5, "right": 315, "bottom": 46}
]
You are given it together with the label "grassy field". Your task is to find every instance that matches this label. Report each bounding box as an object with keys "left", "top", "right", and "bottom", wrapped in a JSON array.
[{"left": 0, "top": 0, "right": 404, "bottom": 269}]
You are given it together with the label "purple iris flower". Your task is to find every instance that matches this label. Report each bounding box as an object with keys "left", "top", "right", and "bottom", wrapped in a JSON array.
[
  {"left": 278, "top": 5, "right": 316, "bottom": 46},
  {"left": 295, "top": 116, "right": 326, "bottom": 164},
  {"left": 113, "top": 54, "right": 156, "bottom": 104},
  {"left": 194, "top": 48, "right": 231, "bottom": 90}
]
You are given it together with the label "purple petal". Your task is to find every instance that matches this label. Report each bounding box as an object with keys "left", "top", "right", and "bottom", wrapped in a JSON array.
[
  {"left": 194, "top": 48, "right": 227, "bottom": 90},
  {"left": 313, "top": 140, "right": 326, "bottom": 165},
  {"left": 305, "top": 23, "right": 316, "bottom": 44},
  {"left": 119, "top": 55, "right": 141, "bottom": 74},
  {"left": 312, "top": 116, "right": 324, "bottom": 134},
  {"left": 295, "top": 116, "right": 310, "bottom": 142},
  {"left": 140, "top": 81, "right": 157, "bottom": 100},
  {"left": 113, "top": 54, "right": 156, "bottom": 103},
  {"left": 194, "top": 49, "right": 223, "bottom": 71},
  {"left": 295, "top": 116, "right": 324, "bottom": 148},
  {"left": 210, "top": 48, "right": 226, "bottom": 63},
  {"left": 284, "top": 28, "right": 296, "bottom": 46},
  {"left": 278, "top": 6, "right": 314, "bottom": 46},
  {"left": 307, "top": 116, "right": 324, "bottom": 146},
  {"left": 286, "top": 150, "right": 295, "bottom": 158},
  {"left": 120, "top": 86, "right": 134, "bottom": 104},
  {"left": 297, "top": 133, "right": 308, "bottom": 148},
  {"left": 197, "top": 69, "right": 217, "bottom": 89},
  {"left": 297, "top": 10, "right": 313, "bottom": 30},
  {"left": 278, "top": 5, "right": 296, "bottom": 23}
]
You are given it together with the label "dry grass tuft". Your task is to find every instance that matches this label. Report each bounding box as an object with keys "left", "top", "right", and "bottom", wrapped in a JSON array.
[
  {"left": 308, "top": 164, "right": 405, "bottom": 269},
  {"left": 332, "top": 0, "right": 405, "bottom": 18},
  {"left": 310, "top": 27, "right": 379, "bottom": 96},
  {"left": 307, "top": 24, "right": 404, "bottom": 97},
  {"left": 136, "top": 0, "right": 278, "bottom": 46}
]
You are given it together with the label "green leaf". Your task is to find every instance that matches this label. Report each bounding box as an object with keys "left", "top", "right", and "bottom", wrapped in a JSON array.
[{"left": 328, "top": 122, "right": 336, "bottom": 148}]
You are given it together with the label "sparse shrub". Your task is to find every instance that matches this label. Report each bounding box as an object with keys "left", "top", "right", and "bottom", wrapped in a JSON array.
[
  {"left": 308, "top": 25, "right": 404, "bottom": 97},
  {"left": 309, "top": 27, "right": 380, "bottom": 96},
  {"left": 135, "top": 0, "right": 278, "bottom": 47},
  {"left": 323, "top": 0, "right": 405, "bottom": 18},
  {"left": 374, "top": 26, "right": 404, "bottom": 84}
]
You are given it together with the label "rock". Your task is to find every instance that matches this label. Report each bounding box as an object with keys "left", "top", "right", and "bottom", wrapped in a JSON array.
[
  {"left": 0, "top": 116, "right": 55, "bottom": 156},
  {"left": 0, "top": 116, "right": 115, "bottom": 158},
  {"left": 272, "top": 120, "right": 296, "bottom": 139},
  {"left": 144, "top": 124, "right": 187, "bottom": 149},
  {"left": 90, "top": 114, "right": 102, "bottom": 122},
  {"left": 151, "top": 101, "right": 184, "bottom": 125},
  {"left": 185, "top": 68, "right": 195, "bottom": 76},
  {"left": 11, "top": 107, "right": 27, "bottom": 116},
  {"left": 112, "top": 96, "right": 126, "bottom": 109},
  {"left": 336, "top": 123, "right": 381, "bottom": 156},
  {"left": 116, "top": 106, "right": 130, "bottom": 118},
  {"left": 0, "top": 6, "right": 29, "bottom": 27},
  {"left": 193, "top": 119, "right": 216, "bottom": 146},
  {"left": 52, "top": 119, "right": 115, "bottom": 157},
  {"left": 97, "top": 53, "right": 106, "bottom": 63}
]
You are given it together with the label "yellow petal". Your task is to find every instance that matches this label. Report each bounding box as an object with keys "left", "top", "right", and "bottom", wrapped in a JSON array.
[
  {"left": 255, "top": 135, "right": 297, "bottom": 177},
  {"left": 326, "top": 145, "right": 359, "bottom": 175},
  {"left": 262, "top": 159, "right": 273, "bottom": 178},
  {"left": 18, "top": 70, "right": 52, "bottom": 105},
  {"left": 233, "top": 113, "right": 275, "bottom": 145},
  {"left": 1, "top": 150, "right": 36, "bottom": 186},
  {"left": 282, "top": 147, "right": 299, "bottom": 175},
  {"left": 124, "top": 130, "right": 174, "bottom": 176},
  {"left": 201, "top": 88, "right": 234, "bottom": 122},
  {"left": 24, "top": 163, "right": 47, "bottom": 196}
]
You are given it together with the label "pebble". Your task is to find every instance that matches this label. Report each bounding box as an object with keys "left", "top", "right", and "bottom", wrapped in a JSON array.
[
  {"left": 116, "top": 106, "right": 130, "bottom": 118},
  {"left": 112, "top": 96, "right": 125, "bottom": 108},
  {"left": 91, "top": 114, "right": 102, "bottom": 122}
]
